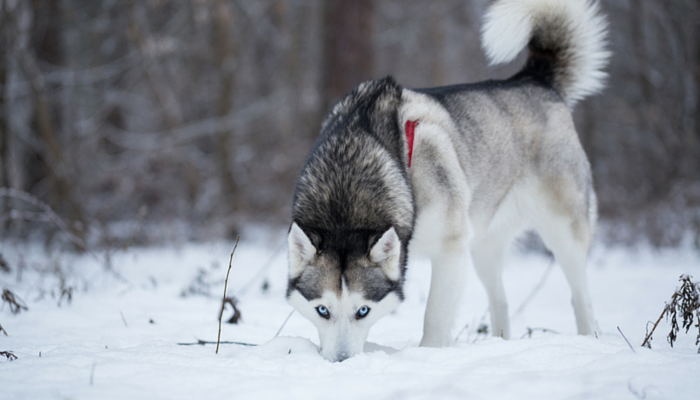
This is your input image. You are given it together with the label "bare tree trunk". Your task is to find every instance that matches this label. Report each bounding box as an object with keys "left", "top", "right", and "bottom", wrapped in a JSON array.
[
  {"left": 694, "top": 8, "right": 700, "bottom": 172},
  {"left": 8, "top": 0, "right": 85, "bottom": 243},
  {"left": 322, "top": 0, "right": 375, "bottom": 112},
  {"left": 124, "top": 0, "right": 182, "bottom": 129},
  {"left": 213, "top": 0, "right": 239, "bottom": 212},
  {"left": 0, "top": 32, "right": 9, "bottom": 235}
]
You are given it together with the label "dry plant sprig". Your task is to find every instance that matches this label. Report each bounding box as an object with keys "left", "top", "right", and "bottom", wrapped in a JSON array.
[
  {"left": 0, "top": 322, "right": 7, "bottom": 336},
  {"left": 642, "top": 274, "right": 700, "bottom": 352},
  {"left": 0, "top": 351, "right": 18, "bottom": 361},
  {"left": 216, "top": 236, "right": 240, "bottom": 354},
  {"left": 58, "top": 285, "right": 73, "bottom": 307},
  {"left": 2, "top": 288, "right": 28, "bottom": 314}
]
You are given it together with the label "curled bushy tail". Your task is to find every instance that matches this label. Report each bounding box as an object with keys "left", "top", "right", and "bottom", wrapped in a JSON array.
[{"left": 481, "top": 0, "right": 609, "bottom": 108}]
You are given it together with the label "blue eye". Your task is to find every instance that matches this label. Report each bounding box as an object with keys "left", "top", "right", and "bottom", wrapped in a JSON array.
[
  {"left": 316, "top": 305, "right": 330, "bottom": 319},
  {"left": 356, "top": 306, "right": 370, "bottom": 319}
]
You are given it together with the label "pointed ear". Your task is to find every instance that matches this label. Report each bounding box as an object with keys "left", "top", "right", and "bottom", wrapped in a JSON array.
[
  {"left": 288, "top": 222, "right": 317, "bottom": 279},
  {"left": 370, "top": 227, "right": 402, "bottom": 281}
]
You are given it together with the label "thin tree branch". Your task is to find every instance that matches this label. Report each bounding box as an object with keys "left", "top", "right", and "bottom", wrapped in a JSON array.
[
  {"left": 0, "top": 188, "right": 86, "bottom": 250},
  {"left": 104, "top": 95, "right": 278, "bottom": 151}
]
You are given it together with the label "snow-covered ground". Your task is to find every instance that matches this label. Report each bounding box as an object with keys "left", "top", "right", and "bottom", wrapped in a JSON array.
[{"left": 1, "top": 230, "right": 699, "bottom": 399}]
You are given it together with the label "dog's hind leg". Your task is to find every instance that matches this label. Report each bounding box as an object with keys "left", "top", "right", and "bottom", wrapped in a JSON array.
[
  {"left": 471, "top": 228, "right": 518, "bottom": 339},
  {"left": 534, "top": 202, "right": 596, "bottom": 336}
]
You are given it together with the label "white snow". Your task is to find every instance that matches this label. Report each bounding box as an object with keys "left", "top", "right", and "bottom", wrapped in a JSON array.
[{"left": 1, "top": 233, "right": 699, "bottom": 399}]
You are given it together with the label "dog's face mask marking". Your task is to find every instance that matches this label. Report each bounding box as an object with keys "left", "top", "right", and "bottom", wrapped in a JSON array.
[{"left": 286, "top": 222, "right": 403, "bottom": 362}]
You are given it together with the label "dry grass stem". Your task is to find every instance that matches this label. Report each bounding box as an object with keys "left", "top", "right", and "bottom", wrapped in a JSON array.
[
  {"left": 511, "top": 257, "right": 555, "bottom": 319},
  {"left": 235, "top": 239, "right": 285, "bottom": 297},
  {"left": 119, "top": 311, "right": 128, "bottom": 327},
  {"left": 274, "top": 309, "right": 295, "bottom": 338},
  {"left": 642, "top": 300, "right": 672, "bottom": 348},
  {"left": 178, "top": 339, "right": 256, "bottom": 347},
  {"left": 89, "top": 362, "right": 96, "bottom": 385},
  {"left": 216, "top": 236, "right": 240, "bottom": 354},
  {"left": 617, "top": 326, "right": 635, "bottom": 353}
]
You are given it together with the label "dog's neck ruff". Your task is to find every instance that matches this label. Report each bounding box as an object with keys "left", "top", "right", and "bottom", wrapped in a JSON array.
[{"left": 405, "top": 120, "right": 418, "bottom": 168}]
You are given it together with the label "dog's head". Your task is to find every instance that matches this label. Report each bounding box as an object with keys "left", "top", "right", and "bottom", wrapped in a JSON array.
[{"left": 286, "top": 222, "right": 405, "bottom": 362}]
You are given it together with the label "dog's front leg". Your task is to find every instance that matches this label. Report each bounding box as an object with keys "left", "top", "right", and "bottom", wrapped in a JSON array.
[{"left": 419, "top": 247, "right": 470, "bottom": 347}]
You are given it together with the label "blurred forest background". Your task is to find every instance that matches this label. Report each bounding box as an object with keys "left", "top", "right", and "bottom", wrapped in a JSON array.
[{"left": 0, "top": 0, "right": 698, "bottom": 249}]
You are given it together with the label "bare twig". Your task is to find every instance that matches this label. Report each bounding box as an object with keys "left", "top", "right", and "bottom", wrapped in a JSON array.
[
  {"left": 641, "top": 300, "right": 671, "bottom": 348},
  {"left": 0, "top": 188, "right": 86, "bottom": 250},
  {"left": 617, "top": 326, "right": 636, "bottom": 353},
  {"left": 0, "top": 209, "right": 52, "bottom": 224},
  {"left": 0, "top": 351, "right": 17, "bottom": 361},
  {"left": 511, "top": 257, "right": 555, "bottom": 319},
  {"left": 4, "top": 51, "right": 138, "bottom": 97},
  {"left": 235, "top": 238, "right": 285, "bottom": 297},
  {"left": 217, "top": 236, "right": 240, "bottom": 354},
  {"left": 89, "top": 362, "right": 96, "bottom": 385},
  {"left": 124, "top": 0, "right": 182, "bottom": 127},
  {"left": 178, "top": 339, "right": 256, "bottom": 347},
  {"left": 454, "top": 323, "right": 470, "bottom": 343},
  {"left": 274, "top": 309, "right": 295, "bottom": 338},
  {"left": 58, "top": 285, "right": 73, "bottom": 307},
  {"left": 105, "top": 96, "right": 277, "bottom": 151},
  {"left": 119, "top": 311, "right": 129, "bottom": 327},
  {"left": 0, "top": 322, "right": 7, "bottom": 336}
]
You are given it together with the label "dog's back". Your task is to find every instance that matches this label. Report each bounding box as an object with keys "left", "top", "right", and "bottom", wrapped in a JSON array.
[{"left": 408, "top": 79, "right": 594, "bottom": 233}]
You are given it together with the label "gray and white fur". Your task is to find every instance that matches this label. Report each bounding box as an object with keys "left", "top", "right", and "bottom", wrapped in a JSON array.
[{"left": 287, "top": 0, "right": 609, "bottom": 362}]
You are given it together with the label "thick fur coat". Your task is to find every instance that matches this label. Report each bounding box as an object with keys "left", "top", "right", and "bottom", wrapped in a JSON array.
[{"left": 287, "top": 0, "right": 610, "bottom": 362}]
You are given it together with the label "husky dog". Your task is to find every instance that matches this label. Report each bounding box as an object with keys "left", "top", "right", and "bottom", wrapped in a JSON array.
[{"left": 287, "top": 0, "right": 609, "bottom": 362}]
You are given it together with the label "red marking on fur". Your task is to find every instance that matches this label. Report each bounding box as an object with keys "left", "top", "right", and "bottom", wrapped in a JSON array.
[{"left": 405, "top": 120, "right": 418, "bottom": 168}]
